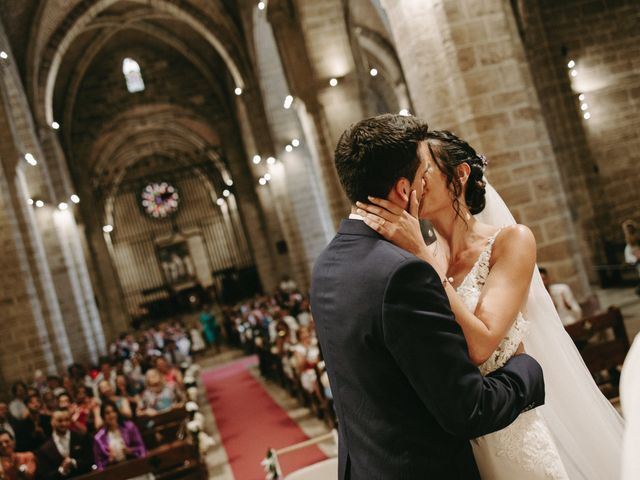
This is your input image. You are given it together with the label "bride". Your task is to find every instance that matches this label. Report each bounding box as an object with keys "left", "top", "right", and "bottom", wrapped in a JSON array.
[{"left": 355, "top": 130, "right": 623, "bottom": 479}]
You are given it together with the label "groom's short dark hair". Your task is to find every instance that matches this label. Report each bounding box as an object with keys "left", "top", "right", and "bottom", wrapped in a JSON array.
[{"left": 334, "top": 114, "right": 429, "bottom": 204}]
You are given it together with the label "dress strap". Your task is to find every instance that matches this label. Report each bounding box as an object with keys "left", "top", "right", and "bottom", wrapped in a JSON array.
[{"left": 474, "top": 228, "right": 503, "bottom": 282}]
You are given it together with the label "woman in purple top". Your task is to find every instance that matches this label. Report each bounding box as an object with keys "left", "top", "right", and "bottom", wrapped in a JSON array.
[{"left": 93, "top": 401, "right": 146, "bottom": 470}]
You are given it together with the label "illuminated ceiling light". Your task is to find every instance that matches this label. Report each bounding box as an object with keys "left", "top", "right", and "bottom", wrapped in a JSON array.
[
  {"left": 567, "top": 60, "right": 576, "bottom": 69},
  {"left": 257, "top": 1, "right": 265, "bottom": 10},
  {"left": 0, "top": 51, "right": 7, "bottom": 60},
  {"left": 70, "top": 194, "right": 80, "bottom": 204},
  {"left": 583, "top": 112, "right": 591, "bottom": 119},
  {"left": 570, "top": 69, "right": 577, "bottom": 77},
  {"left": 291, "top": 139, "right": 300, "bottom": 147},
  {"left": 258, "top": 177, "right": 267, "bottom": 186},
  {"left": 285, "top": 144, "right": 293, "bottom": 152},
  {"left": 252, "top": 154, "right": 262, "bottom": 164},
  {"left": 234, "top": 87, "right": 242, "bottom": 95},
  {"left": 283, "top": 95, "right": 293, "bottom": 109},
  {"left": 329, "top": 78, "right": 338, "bottom": 87},
  {"left": 225, "top": 179, "right": 234, "bottom": 186},
  {"left": 27, "top": 198, "right": 34, "bottom": 205},
  {"left": 102, "top": 224, "right": 113, "bottom": 233},
  {"left": 369, "top": 68, "right": 378, "bottom": 77},
  {"left": 266, "top": 156, "right": 276, "bottom": 165},
  {"left": 222, "top": 189, "right": 230, "bottom": 197},
  {"left": 581, "top": 103, "right": 589, "bottom": 111},
  {"left": 264, "top": 173, "right": 272, "bottom": 181},
  {"left": 51, "top": 121, "right": 60, "bottom": 130},
  {"left": 24, "top": 153, "right": 37, "bottom": 166},
  {"left": 398, "top": 109, "right": 410, "bottom": 116},
  {"left": 578, "top": 93, "right": 586, "bottom": 101},
  {"left": 35, "top": 200, "right": 44, "bottom": 208},
  {"left": 58, "top": 202, "right": 68, "bottom": 211},
  {"left": 216, "top": 198, "right": 225, "bottom": 206}
]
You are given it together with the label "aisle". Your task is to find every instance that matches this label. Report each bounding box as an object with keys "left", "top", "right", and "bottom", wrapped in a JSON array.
[{"left": 202, "top": 355, "right": 327, "bottom": 479}]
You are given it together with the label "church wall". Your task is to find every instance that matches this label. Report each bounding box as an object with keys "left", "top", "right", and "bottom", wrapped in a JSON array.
[
  {"left": 522, "top": 0, "right": 640, "bottom": 249},
  {"left": 110, "top": 174, "right": 253, "bottom": 316}
]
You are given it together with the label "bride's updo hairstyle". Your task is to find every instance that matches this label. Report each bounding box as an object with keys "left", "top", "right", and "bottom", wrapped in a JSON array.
[{"left": 426, "top": 130, "right": 487, "bottom": 217}]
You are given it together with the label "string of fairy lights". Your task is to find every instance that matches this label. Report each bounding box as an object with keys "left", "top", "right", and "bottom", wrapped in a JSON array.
[
  {"left": 1, "top": 49, "right": 79, "bottom": 213},
  {"left": 2, "top": 0, "right": 412, "bottom": 233},
  {"left": 567, "top": 59, "right": 590, "bottom": 120}
]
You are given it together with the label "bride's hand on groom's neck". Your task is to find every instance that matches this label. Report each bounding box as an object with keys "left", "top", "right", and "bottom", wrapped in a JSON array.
[{"left": 356, "top": 191, "right": 445, "bottom": 272}]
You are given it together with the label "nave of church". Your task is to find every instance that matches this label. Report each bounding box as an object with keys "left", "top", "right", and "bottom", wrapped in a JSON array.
[{"left": 0, "top": 0, "right": 639, "bottom": 479}]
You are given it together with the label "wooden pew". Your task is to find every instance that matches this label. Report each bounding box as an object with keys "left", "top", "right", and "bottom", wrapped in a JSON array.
[
  {"left": 74, "top": 440, "right": 207, "bottom": 480},
  {"left": 135, "top": 407, "right": 188, "bottom": 449},
  {"left": 565, "top": 306, "right": 630, "bottom": 397}
]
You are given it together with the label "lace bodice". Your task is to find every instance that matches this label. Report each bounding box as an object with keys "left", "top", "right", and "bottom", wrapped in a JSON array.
[{"left": 455, "top": 230, "right": 530, "bottom": 376}]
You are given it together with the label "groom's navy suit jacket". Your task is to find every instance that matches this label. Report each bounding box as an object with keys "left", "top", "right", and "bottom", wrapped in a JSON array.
[{"left": 310, "top": 219, "right": 545, "bottom": 480}]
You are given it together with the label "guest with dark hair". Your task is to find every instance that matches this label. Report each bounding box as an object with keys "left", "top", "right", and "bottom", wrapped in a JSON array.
[
  {"left": 13, "top": 394, "right": 51, "bottom": 453},
  {"left": 35, "top": 409, "right": 93, "bottom": 480},
  {"left": 9, "top": 383, "right": 29, "bottom": 421},
  {"left": 92, "top": 402, "right": 145, "bottom": 470},
  {"left": 56, "top": 394, "right": 86, "bottom": 436},
  {"left": 0, "top": 429, "right": 36, "bottom": 480},
  {"left": 623, "top": 219, "right": 640, "bottom": 296}
]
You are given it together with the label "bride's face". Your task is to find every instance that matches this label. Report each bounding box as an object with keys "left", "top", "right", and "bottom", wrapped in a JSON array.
[{"left": 418, "top": 145, "right": 453, "bottom": 219}]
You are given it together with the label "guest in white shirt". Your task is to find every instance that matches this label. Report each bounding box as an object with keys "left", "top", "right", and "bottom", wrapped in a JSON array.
[
  {"left": 35, "top": 410, "right": 93, "bottom": 479},
  {"left": 539, "top": 267, "right": 583, "bottom": 326},
  {"left": 622, "top": 220, "right": 640, "bottom": 296}
]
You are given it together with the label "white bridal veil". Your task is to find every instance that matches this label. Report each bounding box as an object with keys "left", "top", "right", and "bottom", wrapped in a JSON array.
[{"left": 475, "top": 182, "right": 624, "bottom": 480}]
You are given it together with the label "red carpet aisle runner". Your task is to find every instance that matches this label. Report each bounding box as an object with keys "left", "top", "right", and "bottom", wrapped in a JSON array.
[{"left": 202, "top": 355, "right": 327, "bottom": 479}]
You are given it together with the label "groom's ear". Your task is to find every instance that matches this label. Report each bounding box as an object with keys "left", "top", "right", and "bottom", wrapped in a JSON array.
[{"left": 388, "top": 177, "right": 411, "bottom": 209}]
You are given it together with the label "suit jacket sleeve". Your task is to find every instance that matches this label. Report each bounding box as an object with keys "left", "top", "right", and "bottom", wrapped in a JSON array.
[
  {"left": 35, "top": 443, "right": 62, "bottom": 480},
  {"left": 382, "top": 257, "right": 545, "bottom": 439},
  {"left": 71, "top": 433, "right": 95, "bottom": 474}
]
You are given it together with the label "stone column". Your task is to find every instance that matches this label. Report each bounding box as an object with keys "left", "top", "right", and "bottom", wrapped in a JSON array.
[{"left": 268, "top": 0, "right": 355, "bottom": 226}]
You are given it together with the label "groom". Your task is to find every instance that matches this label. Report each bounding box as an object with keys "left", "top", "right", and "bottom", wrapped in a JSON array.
[{"left": 310, "top": 114, "right": 545, "bottom": 479}]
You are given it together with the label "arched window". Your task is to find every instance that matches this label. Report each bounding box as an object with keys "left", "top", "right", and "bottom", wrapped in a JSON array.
[{"left": 122, "top": 58, "right": 145, "bottom": 93}]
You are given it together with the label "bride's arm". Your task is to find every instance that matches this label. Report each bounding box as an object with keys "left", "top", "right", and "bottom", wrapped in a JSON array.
[
  {"left": 356, "top": 197, "right": 536, "bottom": 365},
  {"left": 441, "top": 225, "right": 536, "bottom": 365}
]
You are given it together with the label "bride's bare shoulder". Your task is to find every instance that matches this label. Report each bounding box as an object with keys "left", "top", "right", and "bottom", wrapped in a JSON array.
[{"left": 493, "top": 224, "right": 536, "bottom": 262}]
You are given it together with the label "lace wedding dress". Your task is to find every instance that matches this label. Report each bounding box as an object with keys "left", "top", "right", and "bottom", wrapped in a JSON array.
[{"left": 457, "top": 230, "right": 569, "bottom": 480}]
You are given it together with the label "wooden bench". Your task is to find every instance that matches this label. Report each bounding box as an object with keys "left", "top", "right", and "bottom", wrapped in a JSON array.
[
  {"left": 565, "top": 306, "right": 631, "bottom": 397},
  {"left": 136, "top": 407, "right": 189, "bottom": 449},
  {"left": 75, "top": 440, "right": 207, "bottom": 480}
]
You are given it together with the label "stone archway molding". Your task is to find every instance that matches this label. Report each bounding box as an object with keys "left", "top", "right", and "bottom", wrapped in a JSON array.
[{"left": 36, "top": 0, "right": 248, "bottom": 126}]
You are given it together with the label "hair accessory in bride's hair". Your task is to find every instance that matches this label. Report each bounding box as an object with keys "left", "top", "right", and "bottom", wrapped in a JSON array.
[{"left": 478, "top": 154, "right": 488, "bottom": 172}]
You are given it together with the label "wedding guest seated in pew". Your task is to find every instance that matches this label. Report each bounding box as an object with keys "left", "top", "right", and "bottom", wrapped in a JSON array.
[
  {"left": 154, "top": 357, "right": 183, "bottom": 389},
  {"left": 56, "top": 394, "right": 87, "bottom": 435},
  {"left": 539, "top": 267, "right": 583, "bottom": 326},
  {"left": 138, "top": 369, "right": 181, "bottom": 416},
  {"left": 13, "top": 394, "right": 51, "bottom": 453},
  {"left": 72, "top": 386, "right": 97, "bottom": 435},
  {"left": 93, "top": 380, "right": 133, "bottom": 429},
  {"left": 35, "top": 409, "right": 93, "bottom": 480},
  {"left": 0, "top": 429, "right": 36, "bottom": 480},
  {"left": 93, "top": 401, "right": 146, "bottom": 470}
]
